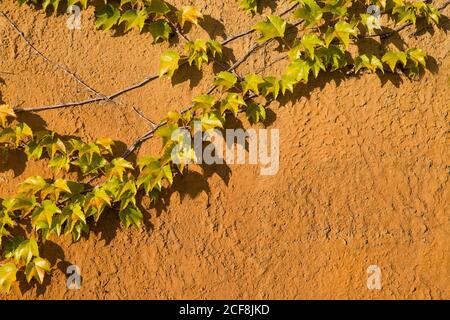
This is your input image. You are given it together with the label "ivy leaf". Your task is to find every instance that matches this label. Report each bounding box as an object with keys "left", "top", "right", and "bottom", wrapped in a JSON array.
[
  {"left": 300, "top": 34, "right": 324, "bottom": 59},
  {"left": 41, "top": 0, "right": 60, "bottom": 13},
  {"left": 309, "top": 56, "right": 326, "bottom": 78},
  {"left": 185, "top": 39, "right": 209, "bottom": 70},
  {"left": 61, "top": 203, "right": 87, "bottom": 241},
  {"left": 18, "top": 176, "right": 47, "bottom": 196},
  {"left": 106, "top": 158, "right": 134, "bottom": 180},
  {"left": 316, "top": 45, "right": 347, "bottom": 71},
  {"left": 0, "top": 104, "right": 16, "bottom": 127},
  {"left": 206, "top": 40, "right": 223, "bottom": 58},
  {"left": 95, "top": 4, "right": 121, "bottom": 31},
  {"left": 260, "top": 76, "right": 280, "bottom": 98},
  {"left": 241, "top": 74, "right": 264, "bottom": 95},
  {"left": 95, "top": 137, "right": 114, "bottom": 155},
  {"left": 119, "top": 9, "right": 148, "bottom": 32},
  {"left": 285, "top": 59, "right": 311, "bottom": 83},
  {"left": 239, "top": 0, "right": 258, "bottom": 13},
  {"left": 253, "top": 15, "right": 286, "bottom": 43},
  {"left": 25, "top": 257, "right": 50, "bottom": 284},
  {"left": 148, "top": 21, "right": 172, "bottom": 43},
  {"left": 147, "top": 0, "right": 170, "bottom": 17},
  {"left": 333, "top": 21, "right": 358, "bottom": 48},
  {"left": 220, "top": 93, "right": 247, "bottom": 116},
  {"left": 407, "top": 48, "right": 426, "bottom": 68},
  {"left": 393, "top": 5, "right": 416, "bottom": 25},
  {"left": 0, "top": 263, "right": 18, "bottom": 293},
  {"left": 280, "top": 75, "right": 298, "bottom": 95},
  {"left": 119, "top": 205, "right": 143, "bottom": 228},
  {"left": 354, "top": 54, "right": 384, "bottom": 74},
  {"left": 3, "top": 236, "right": 24, "bottom": 259},
  {"left": 360, "top": 13, "right": 382, "bottom": 33},
  {"left": 177, "top": 6, "right": 203, "bottom": 28},
  {"left": 72, "top": 153, "right": 107, "bottom": 175},
  {"left": 159, "top": 50, "right": 180, "bottom": 78},
  {"left": 2, "top": 196, "right": 36, "bottom": 217},
  {"left": 199, "top": 112, "right": 224, "bottom": 131},
  {"left": 246, "top": 102, "right": 266, "bottom": 123},
  {"left": 49, "top": 154, "right": 70, "bottom": 174},
  {"left": 213, "top": 71, "right": 238, "bottom": 91},
  {"left": 192, "top": 95, "right": 217, "bottom": 112},
  {"left": 85, "top": 188, "right": 111, "bottom": 222},
  {"left": 293, "top": 0, "right": 323, "bottom": 28},
  {"left": 14, "top": 239, "right": 39, "bottom": 265},
  {"left": 68, "top": 0, "right": 88, "bottom": 9},
  {"left": 13, "top": 123, "right": 33, "bottom": 147},
  {"left": 117, "top": 178, "right": 138, "bottom": 210},
  {"left": 382, "top": 50, "right": 407, "bottom": 72},
  {"left": 31, "top": 200, "right": 61, "bottom": 236},
  {"left": 154, "top": 123, "right": 179, "bottom": 146},
  {"left": 137, "top": 159, "right": 169, "bottom": 194}
]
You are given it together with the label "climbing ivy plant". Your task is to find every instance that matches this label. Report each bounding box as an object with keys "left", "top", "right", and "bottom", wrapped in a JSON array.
[{"left": 0, "top": 0, "right": 446, "bottom": 294}]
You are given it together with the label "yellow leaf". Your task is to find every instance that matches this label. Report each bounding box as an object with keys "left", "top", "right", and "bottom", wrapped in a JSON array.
[
  {"left": 178, "top": 6, "right": 203, "bottom": 28},
  {"left": 0, "top": 104, "right": 16, "bottom": 127}
]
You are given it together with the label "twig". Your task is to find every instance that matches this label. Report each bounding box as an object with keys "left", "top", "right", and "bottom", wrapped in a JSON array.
[{"left": 0, "top": 10, "right": 109, "bottom": 101}]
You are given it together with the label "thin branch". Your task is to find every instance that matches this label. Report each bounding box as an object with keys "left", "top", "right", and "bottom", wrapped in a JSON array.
[{"left": 0, "top": 10, "right": 109, "bottom": 101}]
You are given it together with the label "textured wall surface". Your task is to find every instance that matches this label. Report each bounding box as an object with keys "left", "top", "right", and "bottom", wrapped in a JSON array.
[{"left": 0, "top": 0, "right": 449, "bottom": 299}]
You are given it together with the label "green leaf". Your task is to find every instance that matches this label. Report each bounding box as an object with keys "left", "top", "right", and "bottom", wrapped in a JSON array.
[
  {"left": 253, "top": 15, "right": 287, "bottom": 43},
  {"left": 95, "top": 4, "right": 121, "bottom": 31},
  {"left": 192, "top": 95, "right": 217, "bottom": 112},
  {"left": 31, "top": 200, "right": 61, "bottom": 236},
  {"left": 148, "top": 21, "right": 172, "bottom": 43},
  {"left": 260, "top": 76, "right": 280, "bottom": 98},
  {"left": 147, "top": 0, "right": 170, "bottom": 16},
  {"left": 300, "top": 34, "right": 324, "bottom": 59},
  {"left": 18, "top": 176, "right": 47, "bottom": 196},
  {"left": 119, "top": 205, "right": 143, "bottom": 228},
  {"left": 199, "top": 112, "right": 224, "bottom": 131},
  {"left": 0, "top": 263, "right": 18, "bottom": 293},
  {"left": 407, "top": 48, "right": 426, "bottom": 67},
  {"left": 293, "top": 0, "right": 323, "bottom": 28},
  {"left": 185, "top": 39, "right": 209, "bottom": 70},
  {"left": 49, "top": 154, "right": 70, "bottom": 173},
  {"left": 106, "top": 158, "right": 134, "bottom": 180},
  {"left": 159, "top": 50, "right": 180, "bottom": 78},
  {"left": 207, "top": 40, "right": 223, "bottom": 58},
  {"left": 25, "top": 257, "right": 50, "bottom": 284},
  {"left": 285, "top": 59, "right": 311, "bottom": 83},
  {"left": 241, "top": 74, "right": 264, "bottom": 95},
  {"left": 220, "top": 93, "right": 247, "bottom": 116},
  {"left": 3, "top": 236, "right": 24, "bottom": 259},
  {"left": 119, "top": 9, "right": 148, "bottom": 32},
  {"left": 246, "top": 102, "right": 266, "bottom": 123},
  {"left": 154, "top": 123, "right": 179, "bottom": 146},
  {"left": 239, "top": 0, "right": 258, "bottom": 13},
  {"left": 14, "top": 239, "right": 39, "bottom": 265},
  {"left": 354, "top": 54, "right": 384, "bottom": 74},
  {"left": 213, "top": 71, "right": 238, "bottom": 91},
  {"left": 333, "top": 21, "right": 358, "bottom": 48},
  {"left": 393, "top": 5, "right": 416, "bottom": 25},
  {"left": 382, "top": 50, "right": 407, "bottom": 72}
]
